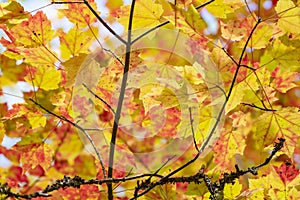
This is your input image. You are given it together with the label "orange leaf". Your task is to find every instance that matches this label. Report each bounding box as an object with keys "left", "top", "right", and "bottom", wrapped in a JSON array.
[
  {"left": 58, "top": 0, "right": 98, "bottom": 28},
  {"left": 19, "top": 143, "right": 53, "bottom": 173}
]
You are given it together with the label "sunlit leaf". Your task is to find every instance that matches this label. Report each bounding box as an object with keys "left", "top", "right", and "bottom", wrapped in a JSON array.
[
  {"left": 10, "top": 11, "right": 54, "bottom": 47},
  {"left": 116, "top": 0, "right": 163, "bottom": 29},
  {"left": 57, "top": 0, "right": 99, "bottom": 28},
  {"left": 271, "top": 66, "right": 298, "bottom": 93},
  {"left": 0, "top": 1, "right": 28, "bottom": 27},
  {"left": 223, "top": 181, "right": 242, "bottom": 199},
  {"left": 61, "top": 53, "right": 88, "bottom": 87},
  {"left": 275, "top": 0, "right": 300, "bottom": 34},
  {"left": 19, "top": 143, "right": 53, "bottom": 173},
  {"left": 27, "top": 112, "right": 46, "bottom": 129},
  {"left": 31, "top": 66, "right": 61, "bottom": 91},
  {"left": 58, "top": 26, "right": 98, "bottom": 59},
  {"left": 260, "top": 39, "right": 300, "bottom": 72},
  {"left": 253, "top": 107, "right": 300, "bottom": 148},
  {"left": 0, "top": 55, "right": 26, "bottom": 86}
]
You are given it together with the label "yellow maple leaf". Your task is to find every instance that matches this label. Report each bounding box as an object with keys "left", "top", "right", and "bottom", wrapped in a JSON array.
[
  {"left": 116, "top": 0, "right": 163, "bottom": 30},
  {"left": 10, "top": 11, "right": 54, "bottom": 47},
  {"left": 32, "top": 66, "right": 61, "bottom": 91},
  {"left": 275, "top": 0, "right": 300, "bottom": 34},
  {"left": 28, "top": 112, "right": 46, "bottom": 129},
  {"left": 224, "top": 181, "right": 242, "bottom": 199},
  {"left": 58, "top": 26, "right": 98, "bottom": 59}
]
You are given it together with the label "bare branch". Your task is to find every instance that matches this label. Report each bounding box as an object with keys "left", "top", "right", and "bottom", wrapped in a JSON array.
[
  {"left": 189, "top": 107, "right": 199, "bottom": 152},
  {"left": 82, "top": 83, "right": 116, "bottom": 114},
  {"left": 242, "top": 102, "right": 276, "bottom": 112}
]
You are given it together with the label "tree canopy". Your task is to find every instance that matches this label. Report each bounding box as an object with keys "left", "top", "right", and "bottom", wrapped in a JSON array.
[{"left": 0, "top": 0, "right": 300, "bottom": 199}]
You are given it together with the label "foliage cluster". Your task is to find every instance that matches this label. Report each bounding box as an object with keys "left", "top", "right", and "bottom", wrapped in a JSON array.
[{"left": 0, "top": 0, "right": 300, "bottom": 199}]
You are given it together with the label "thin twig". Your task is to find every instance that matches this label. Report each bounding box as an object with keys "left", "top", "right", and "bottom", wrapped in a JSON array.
[
  {"left": 131, "top": 138, "right": 285, "bottom": 199},
  {"left": 241, "top": 102, "right": 276, "bottom": 112},
  {"left": 189, "top": 107, "right": 199, "bottom": 152},
  {"left": 82, "top": 83, "right": 116, "bottom": 114}
]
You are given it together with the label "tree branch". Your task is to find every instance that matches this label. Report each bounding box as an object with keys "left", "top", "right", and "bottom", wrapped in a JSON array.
[
  {"left": 131, "top": 138, "right": 285, "bottom": 199},
  {"left": 189, "top": 107, "right": 199, "bottom": 152},
  {"left": 107, "top": 1, "right": 137, "bottom": 199},
  {"left": 0, "top": 138, "right": 284, "bottom": 199}
]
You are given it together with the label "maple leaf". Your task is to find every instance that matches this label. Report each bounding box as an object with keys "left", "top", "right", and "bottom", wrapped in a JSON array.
[
  {"left": 0, "top": 1, "right": 28, "bottom": 27},
  {"left": 213, "top": 129, "right": 246, "bottom": 170},
  {"left": 15, "top": 46, "right": 58, "bottom": 67},
  {"left": 243, "top": 22, "right": 274, "bottom": 49},
  {"left": 61, "top": 53, "right": 88, "bottom": 87},
  {"left": 260, "top": 39, "right": 300, "bottom": 72},
  {"left": 221, "top": 19, "right": 246, "bottom": 41},
  {"left": 58, "top": 26, "right": 98, "bottom": 59},
  {"left": 253, "top": 107, "right": 300, "bottom": 149},
  {"left": 0, "top": 55, "right": 26, "bottom": 86},
  {"left": 10, "top": 11, "right": 54, "bottom": 47},
  {"left": 57, "top": 0, "right": 99, "bottom": 28},
  {"left": 223, "top": 181, "right": 242, "bottom": 199},
  {"left": 116, "top": 0, "right": 164, "bottom": 29},
  {"left": 271, "top": 66, "right": 298, "bottom": 93},
  {"left": 29, "top": 65, "right": 61, "bottom": 91},
  {"left": 19, "top": 143, "right": 53, "bottom": 173},
  {"left": 275, "top": 0, "right": 300, "bottom": 34}
]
